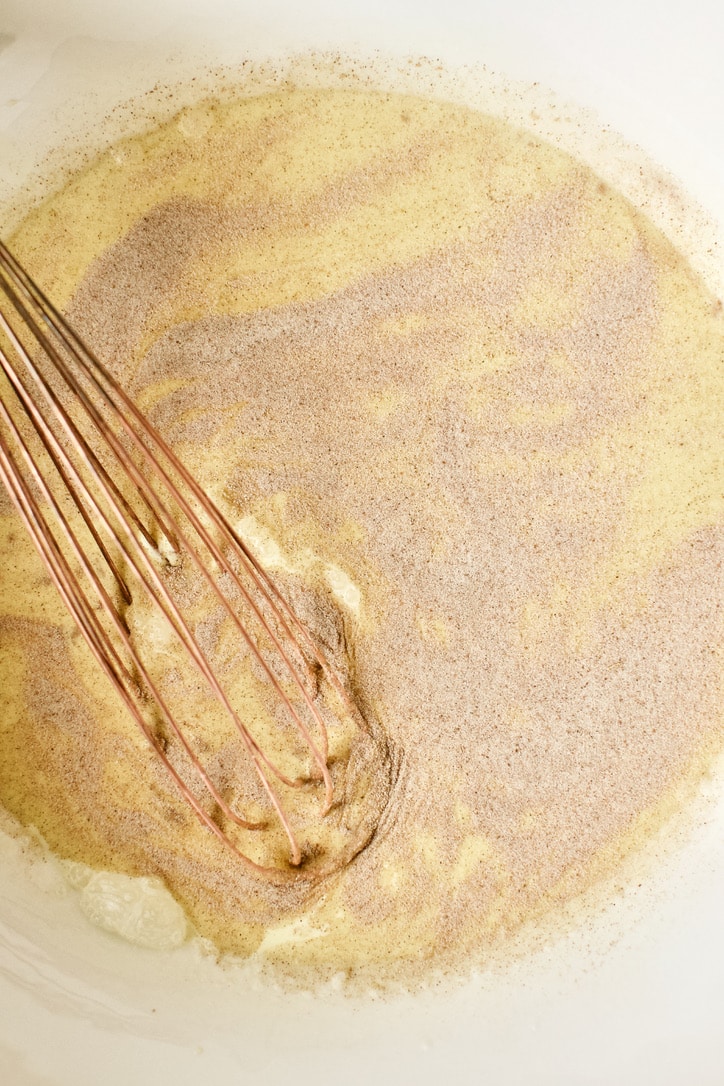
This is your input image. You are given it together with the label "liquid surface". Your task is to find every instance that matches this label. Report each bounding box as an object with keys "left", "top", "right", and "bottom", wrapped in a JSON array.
[{"left": 0, "top": 87, "right": 722, "bottom": 985}]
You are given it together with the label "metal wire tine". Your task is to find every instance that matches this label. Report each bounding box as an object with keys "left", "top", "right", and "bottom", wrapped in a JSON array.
[
  {"left": 0, "top": 259, "right": 313, "bottom": 796},
  {"left": 0, "top": 393, "right": 278, "bottom": 834},
  {"left": 0, "top": 241, "right": 376, "bottom": 870},
  {"left": 1, "top": 348, "right": 306, "bottom": 862},
  {"left": 1, "top": 249, "right": 336, "bottom": 806},
  {"left": 225, "top": 520, "right": 358, "bottom": 717},
  {"left": 0, "top": 339, "right": 132, "bottom": 612},
  {"left": 0, "top": 289, "right": 161, "bottom": 560},
  {"left": 0, "top": 246, "right": 336, "bottom": 746},
  {"left": 0, "top": 268, "right": 176, "bottom": 558},
  {"left": 0, "top": 432, "right": 296, "bottom": 880}
]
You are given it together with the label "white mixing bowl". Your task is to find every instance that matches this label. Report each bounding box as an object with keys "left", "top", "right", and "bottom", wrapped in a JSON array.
[{"left": 0, "top": 2, "right": 722, "bottom": 1084}]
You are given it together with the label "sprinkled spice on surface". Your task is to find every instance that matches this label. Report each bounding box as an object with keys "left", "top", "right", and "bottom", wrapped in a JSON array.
[{"left": 0, "top": 86, "right": 722, "bottom": 986}]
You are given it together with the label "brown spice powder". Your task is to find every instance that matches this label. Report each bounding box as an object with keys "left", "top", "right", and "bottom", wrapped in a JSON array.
[{"left": 0, "top": 87, "right": 722, "bottom": 985}]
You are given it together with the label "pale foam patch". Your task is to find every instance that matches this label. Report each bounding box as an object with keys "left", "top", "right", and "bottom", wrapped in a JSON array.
[
  {"left": 236, "top": 515, "right": 363, "bottom": 617},
  {"left": 138, "top": 530, "right": 181, "bottom": 568},
  {"left": 134, "top": 608, "right": 177, "bottom": 656},
  {"left": 235, "top": 514, "right": 295, "bottom": 573},
  {"left": 255, "top": 914, "right": 329, "bottom": 954},
  {"left": 0, "top": 813, "right": 189, "bottom": 953},
  {"left": 64, "top": 864, "right": 188, "bottom": 951},
  {"left": 324, "top": 563, "right": 362, "bottom": 617}
]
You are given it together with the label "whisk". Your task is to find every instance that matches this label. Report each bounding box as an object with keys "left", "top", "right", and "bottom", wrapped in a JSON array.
[{"left": 0, "top": 239, "right": 382, "bottom": 879}]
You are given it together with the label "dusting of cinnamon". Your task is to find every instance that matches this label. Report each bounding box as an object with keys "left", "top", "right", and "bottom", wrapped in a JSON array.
[{"left": 0, "top": 86, "right": 722, "bottom": 986}]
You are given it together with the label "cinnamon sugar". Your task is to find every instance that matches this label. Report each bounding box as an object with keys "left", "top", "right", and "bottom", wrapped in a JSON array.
[{"left": 0, "top": 86, "right": 722, "bottom": 986}]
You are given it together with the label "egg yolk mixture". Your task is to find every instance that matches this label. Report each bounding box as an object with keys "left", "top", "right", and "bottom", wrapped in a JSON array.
[{"left": 0, "top": 86, "right": 722, "bottom": 985}]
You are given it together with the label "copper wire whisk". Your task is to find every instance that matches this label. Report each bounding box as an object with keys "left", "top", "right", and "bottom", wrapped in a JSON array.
[{"left": 0, "top": 239, "right": 353, "bottom": 877}]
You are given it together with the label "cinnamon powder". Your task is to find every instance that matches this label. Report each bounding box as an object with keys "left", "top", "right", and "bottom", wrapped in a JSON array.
[{"left": 0, "top": 86, "right": 722, "bottom": 986}]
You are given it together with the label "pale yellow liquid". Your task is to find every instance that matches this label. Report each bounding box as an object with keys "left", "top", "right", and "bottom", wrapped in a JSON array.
[{"left": 0, "top": 87, "right": 722, "bottom": 983}]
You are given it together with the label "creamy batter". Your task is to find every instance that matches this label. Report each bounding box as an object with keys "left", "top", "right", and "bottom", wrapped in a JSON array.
[{"left": 0, "top": 87, "right": 722, "bottom": 985}]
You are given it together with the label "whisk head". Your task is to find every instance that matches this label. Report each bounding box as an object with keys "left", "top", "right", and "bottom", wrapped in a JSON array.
[{"left": 0, "top": 240, "right": 390, "bottom": 880}]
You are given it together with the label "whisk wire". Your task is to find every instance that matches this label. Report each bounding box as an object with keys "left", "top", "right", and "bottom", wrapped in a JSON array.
[
  {"left": 0, "top": 243, "right": 334, "bottom": 782},
  {"left": 0, "top": 301, "right": 295, "bottom": 853},
  {"left": 0, "top": 396, "right": 266, "bottom": 859},
  {"left": 0, "top": 308, "right": 308, "bottom": 865},
  {"left": 0, "top": 239, "right": 355, "bottom": 875}
]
